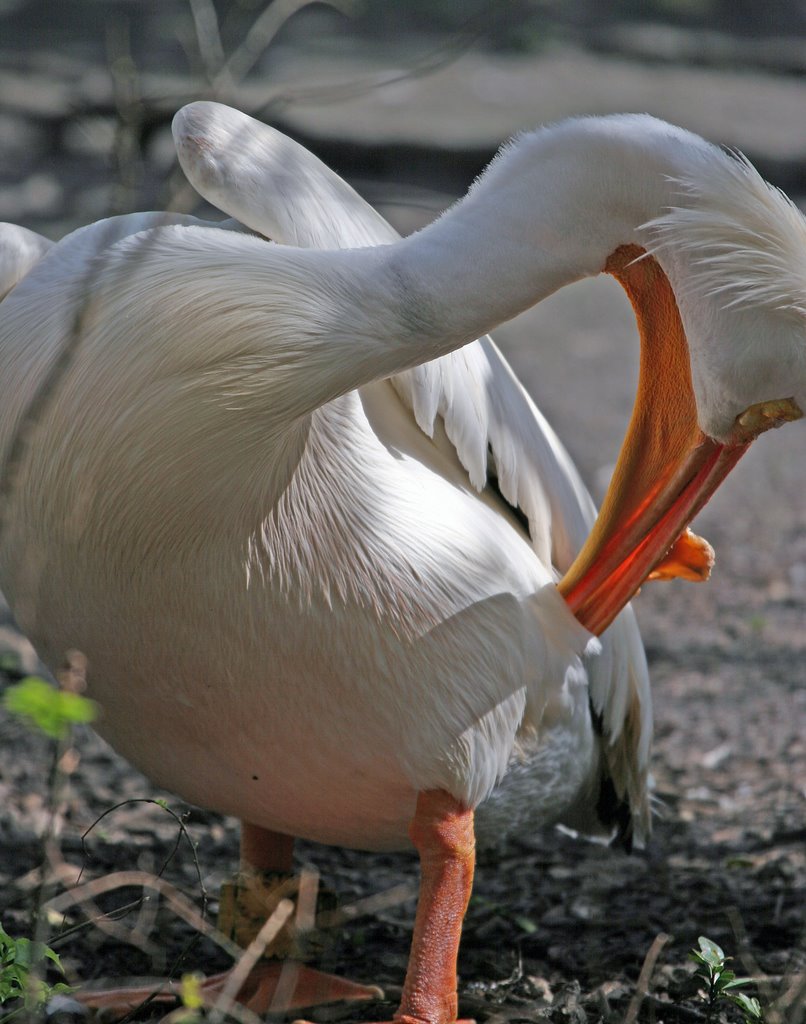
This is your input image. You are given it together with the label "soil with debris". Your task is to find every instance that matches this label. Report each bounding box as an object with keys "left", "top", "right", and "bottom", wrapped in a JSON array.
[{"left": 1, "top": 17, "right": 805, "bottom": 1024}]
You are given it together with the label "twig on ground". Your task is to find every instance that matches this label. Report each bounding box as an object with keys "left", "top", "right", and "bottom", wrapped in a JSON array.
[
  {"left": 42, "top": 869, "right": 242, "bottom": 963},
  {"left": 625, "top": 932, "right": 671, "bottom": 1024},
  {"left": 771, "top": 970, "right": 806, "bottom": 1024},
  {"left": 315, "top": 881, "right": 416, "bottom": 928},
  {"left": 207, "top": 898, "right": 295, "bottom": 1024}
]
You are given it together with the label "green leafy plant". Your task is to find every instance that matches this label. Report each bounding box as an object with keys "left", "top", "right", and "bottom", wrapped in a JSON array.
[
  {"left": 1, "top": 673, "right": 95, "bottom": 1020},
  {"left": 2, "top": 676, "right": 96, "bottom": 740},
  {"left": 690, "top": 935, "right": 764, "bottom": 1023},
  {"left": 0, "top": 923, "right": 72, "bottom": 1015}
]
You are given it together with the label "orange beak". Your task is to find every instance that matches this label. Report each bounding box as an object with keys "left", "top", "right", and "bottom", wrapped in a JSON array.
[{"left": 557, "top": 244, "right": 801, "bottom": 637}]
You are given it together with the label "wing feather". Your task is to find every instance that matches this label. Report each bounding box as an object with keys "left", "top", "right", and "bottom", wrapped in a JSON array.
[
  {"left": 174, "top": 103, "right": 652, "bottom": 839},
  {"left": 0, "top": 223, "right": 53, "bottom": 301}
]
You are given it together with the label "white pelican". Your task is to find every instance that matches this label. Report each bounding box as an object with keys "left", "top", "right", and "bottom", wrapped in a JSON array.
[
  {"left": 0, "top": 113, "right": 649, "bottom": 1013},
  {"left": 0, "top": 105, "right": 803, "bottom": 1020}
]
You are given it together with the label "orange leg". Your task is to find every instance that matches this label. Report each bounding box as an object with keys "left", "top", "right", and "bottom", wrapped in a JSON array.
[
  {"left": 77, "top": 822, "right": 382, "bottom": 1018},
  {"left": 295, "top": 791, "right": 475, "bottom": 1024},
  {"left": 394, "top": 790, "right": 475, "bottom": 1024},
  {"left": 240, "top": 819, "right": 294, "bottom": 871},
  {"left": 240, "top": 802, "right": 478, "bottom": 1024}
]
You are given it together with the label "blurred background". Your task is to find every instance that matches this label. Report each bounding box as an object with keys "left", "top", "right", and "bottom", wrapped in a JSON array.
[
  {"left": 0, "top": 4, "right": 804, "bottom": 1019},
  {"left": 3, "top": 0, "right": 806, "bottom": 240}
]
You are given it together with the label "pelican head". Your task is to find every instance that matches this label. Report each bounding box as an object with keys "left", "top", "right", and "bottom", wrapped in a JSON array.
[
  {"left": 558, "top": 170, "right": 806, "bottom": 631},
  {"left": 645, "top": 151, "right": 806, "bottom": 440}
]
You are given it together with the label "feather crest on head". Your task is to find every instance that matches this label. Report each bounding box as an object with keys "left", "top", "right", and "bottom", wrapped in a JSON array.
[{"left": 642, "top": 151, "right": 806, "bottom": 318}]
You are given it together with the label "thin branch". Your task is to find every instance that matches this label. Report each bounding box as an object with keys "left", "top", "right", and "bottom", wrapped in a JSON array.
[
  {"left": 316, "top": 881, "right": 416, "bottom": 928},
  {"left": 217, "top": 0, "right": 353, "bottom": 89},
  {"left": 625, "top": 932, "right": 671, "bottom": 1024},
  {"left": 189, "top": 0, "right": 227, "bottom": 84},
  {"left": 43, "top": 869, "right": 242, "bottom": 963},
  {"left": 207, "top": 899, "right": 295, "bottom": 1024},
  {"left": 770, "top": 970, "right": 806, "bottom": 1024}
]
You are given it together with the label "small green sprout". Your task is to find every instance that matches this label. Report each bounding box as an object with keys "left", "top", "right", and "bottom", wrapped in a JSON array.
[
  {"left": 180, "top": 972, "right": 205, "bottom": 1009},
  {"left": 150, "top": 973, "right": 206, "bottom": 1023},
  {"left": 690, "top": 936, "right": 764, "bottom": 1023},
  {"left": 0, "top": 922, "right": 72, "bottom": 1012},
  {"left": 2, "top": 676, "right": 97, "bottom": 740},
  {"left": 513, "top": 914, "right": 539, "bottom": 935}
]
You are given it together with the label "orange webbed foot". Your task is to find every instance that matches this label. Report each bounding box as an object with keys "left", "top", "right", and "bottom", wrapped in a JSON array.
[{"left": 76, "top": 961, "right": 383, "bottom": 1019}]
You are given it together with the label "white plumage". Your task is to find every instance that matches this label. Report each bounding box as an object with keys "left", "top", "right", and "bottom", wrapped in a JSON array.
[
  {"left": 0, "top": 105, "right": 802, "bottom": 867},
  {"left": 173, "top": 102, "right": 652, "bottom": 843},
  {"left": 645, "top": 151, "right": 806, "bottom": 316},
  {"left": 0, "top": 222, "right": 52, "bottom": 301}
]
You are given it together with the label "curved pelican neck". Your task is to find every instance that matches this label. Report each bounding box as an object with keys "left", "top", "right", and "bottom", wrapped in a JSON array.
[{"left": 388, "top": 115, "right": 717, "bottom": 343}]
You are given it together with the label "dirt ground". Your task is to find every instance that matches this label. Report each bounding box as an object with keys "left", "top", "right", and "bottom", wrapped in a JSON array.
[{"left": 0, "top": 19, "right": 805, "bottom": 1024}]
